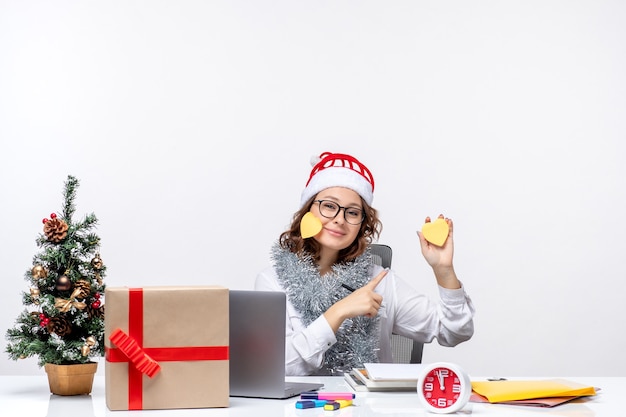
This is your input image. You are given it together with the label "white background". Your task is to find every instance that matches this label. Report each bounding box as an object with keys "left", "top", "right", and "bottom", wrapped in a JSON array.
[{"left": 1, "top": 1, "right": 625, "bottom": 377}]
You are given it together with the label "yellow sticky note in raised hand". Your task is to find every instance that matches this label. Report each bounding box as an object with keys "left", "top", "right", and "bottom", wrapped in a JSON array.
[
  {"left": 421, "top": 218, "right": 449, "bottom": 247},
  {"left": 300, "top": 212, "right": 322, "bottom": 238}
]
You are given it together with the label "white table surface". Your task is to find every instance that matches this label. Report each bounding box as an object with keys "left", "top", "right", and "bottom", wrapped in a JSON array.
[{"left": 0, "top": 375, "right": 620, "bottom": 416}]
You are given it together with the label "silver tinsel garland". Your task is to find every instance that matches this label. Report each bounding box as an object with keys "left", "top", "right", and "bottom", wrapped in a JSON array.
[{"left": 272, "top": 243, "right": 380, "bottom": 375}]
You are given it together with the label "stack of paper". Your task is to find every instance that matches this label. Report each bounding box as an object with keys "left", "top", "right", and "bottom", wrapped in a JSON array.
[{"left": 344, "top": 363, "right": 424, "bottom": 392}]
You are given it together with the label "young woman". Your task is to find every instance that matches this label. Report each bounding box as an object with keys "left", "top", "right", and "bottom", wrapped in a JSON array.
[{"left": 255, "top": 152, "right": 475, "bottom": 376}]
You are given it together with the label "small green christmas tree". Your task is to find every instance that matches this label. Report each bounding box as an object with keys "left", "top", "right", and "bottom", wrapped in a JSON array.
[{"left": 5, "top": 175, "right": 106, "bottom": 366}]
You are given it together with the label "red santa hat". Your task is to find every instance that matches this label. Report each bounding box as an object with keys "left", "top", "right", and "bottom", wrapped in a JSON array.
[{"left": 300, "top": 152, "right": 375, "bottom": 207}]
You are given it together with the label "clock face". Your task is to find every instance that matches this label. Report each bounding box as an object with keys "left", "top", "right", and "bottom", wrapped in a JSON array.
[{"left": 417, "top": 363, "right": 471, "bottom": 413}]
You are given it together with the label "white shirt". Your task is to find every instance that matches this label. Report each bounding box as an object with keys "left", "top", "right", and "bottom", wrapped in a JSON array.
[{"left": 255, "top": 263, "right": 475, "bottom": 376}]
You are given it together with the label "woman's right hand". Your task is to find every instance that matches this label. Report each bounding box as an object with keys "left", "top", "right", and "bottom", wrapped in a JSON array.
[{"left": 323, "top": 269, "right": 388, "bottom": 333}]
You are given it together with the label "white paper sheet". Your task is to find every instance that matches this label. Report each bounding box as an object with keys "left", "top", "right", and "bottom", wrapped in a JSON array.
[{"left": 363, "top": 363, "right": 425, "bottom": 381}]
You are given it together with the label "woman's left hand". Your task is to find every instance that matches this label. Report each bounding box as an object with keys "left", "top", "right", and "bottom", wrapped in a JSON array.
[
  {"left": 417, "top": 214, "right": 454, "bottom": 268},
  {"left": 417, "top": 214, "right": 461, "bottom": 289}
]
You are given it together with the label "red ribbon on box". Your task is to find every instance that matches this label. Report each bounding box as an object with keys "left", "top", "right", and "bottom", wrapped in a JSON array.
[{"left": 106, "top": 288, "right": 229, "bottom": 410}]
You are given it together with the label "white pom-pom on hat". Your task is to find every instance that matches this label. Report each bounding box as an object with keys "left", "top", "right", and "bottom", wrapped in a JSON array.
[
  {"left": 310, "top": 154, "right": 322, "bottom": 167},
  {"left": 300, "top": 152, "right": 374, "bottom": 207}
]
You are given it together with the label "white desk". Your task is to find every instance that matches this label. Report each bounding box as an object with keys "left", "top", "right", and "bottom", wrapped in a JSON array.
[{"left": 0, "top": 375, "right": 620, "bottom": 416}]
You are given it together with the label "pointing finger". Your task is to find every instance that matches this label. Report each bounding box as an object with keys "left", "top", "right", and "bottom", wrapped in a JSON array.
[{"left": 364, "top": 268, "right": 388, "bottom": 289}]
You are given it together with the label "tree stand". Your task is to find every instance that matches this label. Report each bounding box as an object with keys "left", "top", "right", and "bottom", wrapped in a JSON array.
[{"left": 44, "top": 362, "right": 98, "bottom": 396}]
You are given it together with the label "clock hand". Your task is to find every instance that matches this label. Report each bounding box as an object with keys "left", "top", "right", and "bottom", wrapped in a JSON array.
[{"left": 437, "top": 370, "right": 445, "bottom": 391}]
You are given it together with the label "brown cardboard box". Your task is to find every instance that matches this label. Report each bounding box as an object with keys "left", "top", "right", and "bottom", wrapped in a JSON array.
[{"left": 105, "top": 286, "right": 229, "bottom": 410}]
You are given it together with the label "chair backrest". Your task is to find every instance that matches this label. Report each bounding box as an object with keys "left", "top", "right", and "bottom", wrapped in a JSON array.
[
  {"left": 390, "top": 333, "right": 424, "bottom": 364},
  {"left": 369, "top": 243, "right": 392, "bottom": 269},
  {"left": 369, "top": 244, "right": 423, "bottom": 364}
]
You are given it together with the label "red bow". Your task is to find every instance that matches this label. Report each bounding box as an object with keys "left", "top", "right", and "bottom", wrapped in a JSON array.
[{"left": 109, "top": 328, "right": 161, "bottom": 378}]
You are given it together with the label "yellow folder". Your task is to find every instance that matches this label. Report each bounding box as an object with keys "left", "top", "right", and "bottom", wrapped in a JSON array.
[{"left": 471, "top": 379, "right": 596, "bottom": 403}]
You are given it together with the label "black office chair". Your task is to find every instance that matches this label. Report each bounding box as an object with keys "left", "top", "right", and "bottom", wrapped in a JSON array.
[{"left": 369, "top": 244, "right": 424, "bottom": 364}]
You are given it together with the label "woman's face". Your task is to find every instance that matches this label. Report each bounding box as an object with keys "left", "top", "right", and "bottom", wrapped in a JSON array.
[{"left": 310, "top": 187, "right": 363, "bottom": 253}]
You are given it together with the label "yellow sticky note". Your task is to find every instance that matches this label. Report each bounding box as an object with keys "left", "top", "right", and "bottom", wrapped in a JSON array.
[
  {"left": 421, "top": 218, "right": 449, "bottom": 247},
  {"left": 300, "top": 212, "right": 322, "bottom": 238}
]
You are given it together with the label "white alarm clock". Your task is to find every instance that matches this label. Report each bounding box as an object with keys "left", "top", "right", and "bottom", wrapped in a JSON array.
[{"left": 417, "top": 362, "right": 472, "bottom": 414}]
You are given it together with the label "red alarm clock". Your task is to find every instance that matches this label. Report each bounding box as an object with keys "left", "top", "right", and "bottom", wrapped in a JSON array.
[{"left": 417, "top": 362, "right": 472, "bottom": 414}]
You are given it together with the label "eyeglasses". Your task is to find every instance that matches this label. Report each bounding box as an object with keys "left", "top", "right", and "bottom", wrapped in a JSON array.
[{"left": 313, "top": 200, "right": 365, "bottom": 225}]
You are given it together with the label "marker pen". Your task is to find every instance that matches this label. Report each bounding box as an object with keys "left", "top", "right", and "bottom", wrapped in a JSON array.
[
  {"left": 301, "top": 392, "right": 356, "bottom": 401},
  {"left": 295, "top": 399, "right": 327, "bottom": 409},
  {"left": 324, "top": 399, "right": 353, "bottom": 410}
]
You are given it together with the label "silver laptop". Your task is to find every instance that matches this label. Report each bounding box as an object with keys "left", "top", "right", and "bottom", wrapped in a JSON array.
[{"left": 229, "top": 290, "right": 324, "bottom": 399}]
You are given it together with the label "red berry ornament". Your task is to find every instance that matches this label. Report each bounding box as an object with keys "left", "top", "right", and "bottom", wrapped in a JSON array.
[{"left": 50, "top": 213, "right": 57, "bottom": 219}]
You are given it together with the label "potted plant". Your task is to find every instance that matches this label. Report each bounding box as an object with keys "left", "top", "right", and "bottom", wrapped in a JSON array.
[{"left": 5, "top": 175, "right": 106, "bottom": 395}]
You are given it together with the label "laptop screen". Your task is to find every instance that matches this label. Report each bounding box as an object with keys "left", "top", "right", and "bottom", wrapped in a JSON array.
[
  {"left": 229, "top": 290, "right": 286, "bottom": 397},
  {"left": 228, "top": 290, "right": 323, "bottom": 398}
]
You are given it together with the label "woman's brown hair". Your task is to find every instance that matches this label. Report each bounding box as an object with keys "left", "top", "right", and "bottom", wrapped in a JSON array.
[{"left": 279, "top": 195, "right": 382, "bottom": 263}]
